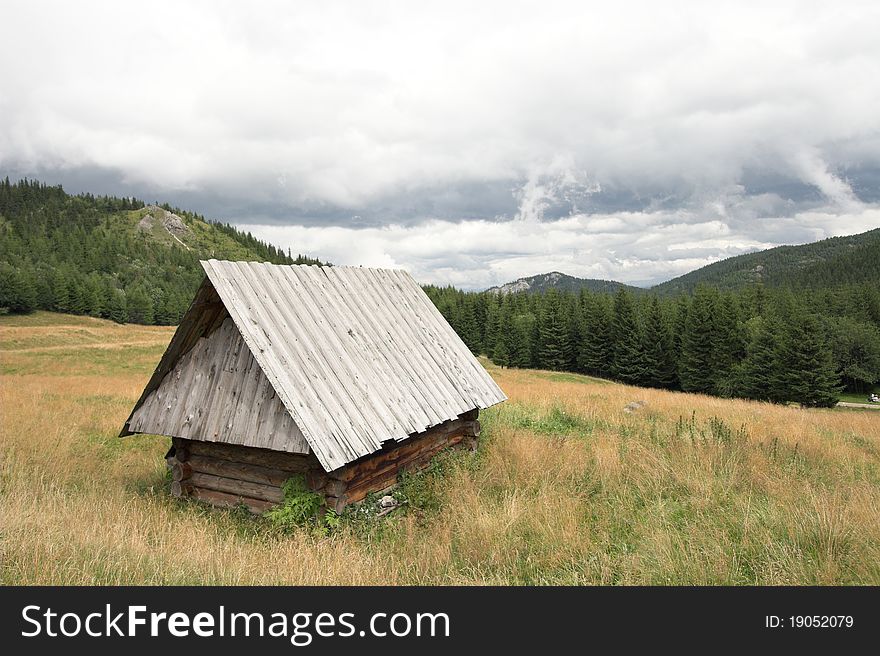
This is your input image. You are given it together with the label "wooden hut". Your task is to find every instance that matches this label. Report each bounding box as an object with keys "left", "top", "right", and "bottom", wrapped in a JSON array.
[{"left": 120, "top": 260, "right": 506, "bottom": 513}]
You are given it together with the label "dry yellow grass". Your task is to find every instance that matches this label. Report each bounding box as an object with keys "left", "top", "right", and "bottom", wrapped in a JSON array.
[{"left": 1, "top": 312, "right": 878, "bottom": 585}]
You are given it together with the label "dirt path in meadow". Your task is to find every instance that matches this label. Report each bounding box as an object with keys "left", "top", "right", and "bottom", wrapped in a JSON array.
[{"left": 837, "top": 401, "right": 880, "bottom": 410}]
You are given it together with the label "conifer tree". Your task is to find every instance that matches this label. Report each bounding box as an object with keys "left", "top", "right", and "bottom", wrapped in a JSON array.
[
  {"left": 679, "top": 285, "right": 719, "bottom": 394},
  {"left": 829, "top": 316, "right": 880, "bottom": 393},
  {"left": 611, "top": 288, "right": 645, "bottom": 385},
  {"left": 34, "top": 274, "right": 54, "bottom": 309},
  {"left": 483, "top": 299, "right": 502, "bottom": 360},
  {"left": 105, "top": 287, "right": 128, "bottom": 324},
  {"left": 538, "top": 290, "right": 571, "bottom": 370},
  {"left": 564, "top": 295, "right": 582, "bottom": 371},
  {"left": 51, "top": 270, "right": 71, "bottom": 313},
  {"left": 734, "top": 316, "right": 779, "bottom": 401},
  {"left": 492, "top": 302, "right": 514, "bottom": 367},
  {"left": 672, "top": 294, "right": 689, "bottom": 361},
  {"left": 579, "top": 294, "right": 614, "bottom": 377},
  {"left": 642, "top": 297, "right": 678, "bottom": 388},
  {"left": 126, "top": 286, "right": 154, "bottom": 325},
  {"left": 457, "top": 298, "right": 480, "bottom": 354},
  {"left": 713, "top": 294, "right": 745, "bottom": 395},
  {"left": 83, "top": 277, "right": 103, "bottom": 317},
  {"left": 0, "top": 264, "right": 37, "bottom": 313},
  {"left": 68, "top": 278, "right": 88, "bottom": 315},
  {"left": 492, "top": 338, "right": 510, "bottom": 368},
  {"left": 771, "top": 309, "right": 842, "bottom": 407},
  {"left": 510, "top": 312, "right": 537, "bottom": 368}
]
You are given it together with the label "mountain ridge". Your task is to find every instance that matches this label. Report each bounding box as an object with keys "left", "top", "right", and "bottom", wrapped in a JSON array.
[
  {"left": 484, "top": 227, "right": 880, "bottom": 295},
  {"left": 652, "top": 227, "right": 880, "bottom": 294}
]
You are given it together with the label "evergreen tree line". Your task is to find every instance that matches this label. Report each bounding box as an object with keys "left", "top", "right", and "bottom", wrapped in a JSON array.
[
  {"left": 425, "top": 282, "right": 880, "bottom": 407},
  {"left": 0, "top": 178, "right": 321, "bottom": 324}
]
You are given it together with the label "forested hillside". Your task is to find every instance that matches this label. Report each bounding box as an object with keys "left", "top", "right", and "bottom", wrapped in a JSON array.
[
  {"left": 426, "top": 281, "right": 880, "bottom": 406},
  {"left": 0, "top": 178, "right": 321, "bottom": 324},
  {"left": 652, "top": 228, "right": 880, "bottom": 295}
]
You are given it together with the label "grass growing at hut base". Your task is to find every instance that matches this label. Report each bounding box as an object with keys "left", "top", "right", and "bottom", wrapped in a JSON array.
[{"left": 2, "top": 312, "right": 879, "bottom": 585}]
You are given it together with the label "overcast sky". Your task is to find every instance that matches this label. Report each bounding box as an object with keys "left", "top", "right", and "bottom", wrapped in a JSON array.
[{"left": 3, "top": 1, "right": 880, "bottom": 288}]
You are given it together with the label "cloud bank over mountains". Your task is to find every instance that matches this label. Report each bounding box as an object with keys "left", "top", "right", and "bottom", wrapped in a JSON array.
[{"left": 2, "top": 1, "right": 880, "bottom": 287}]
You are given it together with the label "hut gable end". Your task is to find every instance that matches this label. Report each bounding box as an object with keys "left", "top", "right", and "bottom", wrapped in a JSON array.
[{"left": 128, "top": 316, "right": 309, "bottom": 454}]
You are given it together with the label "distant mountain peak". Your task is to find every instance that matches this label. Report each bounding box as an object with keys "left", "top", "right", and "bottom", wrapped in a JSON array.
[
  {"left": 490, "top": 228, "right": 880, "bottom": 297},
  {"left": 486, "top": 271, "right": 639, "bottom": 295}
]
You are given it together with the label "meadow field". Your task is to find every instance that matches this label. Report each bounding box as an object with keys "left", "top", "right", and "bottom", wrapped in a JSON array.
[{"left": 1, "top": 312, "right": 878, "bottom": 585}]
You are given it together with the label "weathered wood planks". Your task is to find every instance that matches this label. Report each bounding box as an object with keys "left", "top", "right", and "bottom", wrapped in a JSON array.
[
  {"left": 184, "top": 455, "right": 293, "bottom": 487},
  {"left": 185, "top": 440, "right": 314, "bottom": 471},
  {"left": 128, "top": 317, "right": 310, "bottom": 454},
  {"left": 318, "top": 414, "right": 479, "bottom": 512},
  {"left": 191, "top": 488, "right": 276, "bottom": 514}
]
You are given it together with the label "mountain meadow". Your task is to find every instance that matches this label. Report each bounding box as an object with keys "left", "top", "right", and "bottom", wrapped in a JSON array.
[
  {"left": 1, "top": 179, "right": 879, "bottom": 585},
  {"left": 2, "top": 311, "right": 878, "bottom": 584}
]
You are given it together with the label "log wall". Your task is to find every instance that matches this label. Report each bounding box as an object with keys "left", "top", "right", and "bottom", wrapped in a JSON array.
[{"left": 168, "top": 409, "right": 480, "bottom": 514}]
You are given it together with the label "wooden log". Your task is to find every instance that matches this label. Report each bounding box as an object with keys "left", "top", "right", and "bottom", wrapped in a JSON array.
[
  {"left": 171, "top": 480, "right": 193, "bottom": 498},
  {"left": 344, "top": 471, "right": 399, "bottom": 504},
  {"left": 173, "top": 440, "right": 190, "bottom": 463},
  {"left": 328, "top": 421, "right": 468, "bottom": 483},
  {"left": 334, "top": 430, "right": 466, "bottom": 488},
  {"left": 397, "top": 435, "right": 465, "bottom": 473},
  {"left": 184, "top": 439, "right": 311, "bottom": 471},
  {"left": 325, "top": 495, "right": 348, "bottom": 514},
  {"left": 306, "top": 468, "right": 329, "bottom": 491},
  {"left": 187, "top": 454, "right": 293, "bottom": 487},
  {"left": 344, "top": 445, "right": 442, "bottom": 500},
  {"left": 323, "top": 478, "right": 348, "bottom": 498},
  {"left": 188, "top": 472, "right": 283, "bottom": 503},
  {"left": 191, "top": 487, "right": 275, "bottom": 514},
  {"left": 325, "top": 430, "right": 474, "bottom": 506},
  {"left": 172, "top": 461, "right": 193, "bottom": 482}
]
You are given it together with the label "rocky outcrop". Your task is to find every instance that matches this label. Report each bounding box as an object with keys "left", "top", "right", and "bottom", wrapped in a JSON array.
[
  {"left": 162, "top": 210, "right": 189, "bottom": 238},
  {"left": 139, "top": 206, "right": 192, "bottom": 242}
]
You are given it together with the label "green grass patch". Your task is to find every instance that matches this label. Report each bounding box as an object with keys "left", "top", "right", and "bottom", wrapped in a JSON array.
[
  {"left": 838, "top": 389, "right": 879, "bottom": 404},
  {"left": 0, "top": 311, "right": 107, "bottom": 328},
  {"left": 505, "top": 403, "right": 604, "bottom": 437},
  {"left": 535, "top": 371, "right": 611, "bottom": 385}
]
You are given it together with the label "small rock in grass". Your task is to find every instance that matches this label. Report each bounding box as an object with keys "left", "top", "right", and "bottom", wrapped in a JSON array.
[
  {"left": 379, "top": 495, "right": 397, "bottom": 508},
  {"left": 624, "top": 400, "right": 647, "bottom": 413}
]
